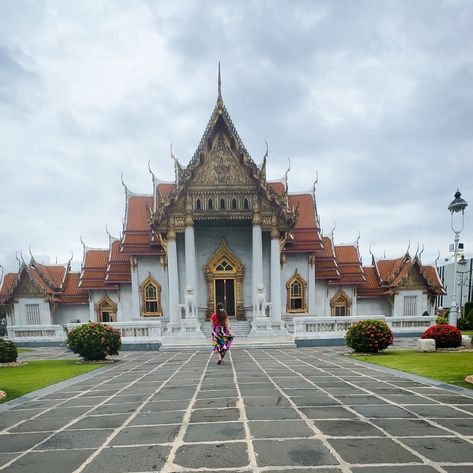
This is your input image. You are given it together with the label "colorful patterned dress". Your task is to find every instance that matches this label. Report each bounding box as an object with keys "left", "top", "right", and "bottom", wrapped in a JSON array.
[{"left": 210, "top": 312, "right": 234, "bottom": 356}]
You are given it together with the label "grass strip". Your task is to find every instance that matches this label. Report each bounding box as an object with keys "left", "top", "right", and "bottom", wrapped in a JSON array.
[
  {"left": 352, "top": 350, "right": 473, "bottom": 390},
  {"left": 0, "top": 360, "right": 103, "bottom": 403}
]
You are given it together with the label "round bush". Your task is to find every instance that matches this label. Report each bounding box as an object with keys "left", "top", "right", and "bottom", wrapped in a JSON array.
[
  {"left": 0, "top": 339, "right": 18, "bottom": 363},
  {"left": 345, "top": 320, "right": 393, "bottom": 353},
  {"left": 67, "top": 322, "right": 121, "bottom": 361},
  {"left": 421, "top": 324, "right": 462, "bottom": 349}
]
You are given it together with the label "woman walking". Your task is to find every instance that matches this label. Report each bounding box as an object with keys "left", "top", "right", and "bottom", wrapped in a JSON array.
[{"left": 210, "top": 302, "right": 234, "bottom": 364}]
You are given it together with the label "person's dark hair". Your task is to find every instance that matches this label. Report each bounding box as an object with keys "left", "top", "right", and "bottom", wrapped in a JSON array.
[{"left": 216, "top": 302, "right": 227, "bottom": 325}]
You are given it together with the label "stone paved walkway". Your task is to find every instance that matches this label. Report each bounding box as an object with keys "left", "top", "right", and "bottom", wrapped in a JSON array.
[{"left": 1, "top": 347, "right": 473, "bottom": 473}]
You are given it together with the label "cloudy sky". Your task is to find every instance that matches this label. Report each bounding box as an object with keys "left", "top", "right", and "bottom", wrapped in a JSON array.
[{"left": 1, "top": 0, "right": 472, "bottom": 275}]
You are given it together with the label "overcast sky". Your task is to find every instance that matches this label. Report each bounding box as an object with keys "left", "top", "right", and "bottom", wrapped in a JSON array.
[{"left": 1, "top": 0, "right": 472, "bottom": 276}]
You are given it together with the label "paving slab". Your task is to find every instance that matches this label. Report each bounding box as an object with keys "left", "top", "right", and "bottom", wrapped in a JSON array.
[
  {"left": 253, "top": 438, "right": 338, "bottom": 467},
  {"left": 1, "top": 346, "right": 473, "bottom": 473},
  {"left": 402, "top": 437, "right": 473, "bottom": 462},
  {"left": 81, "top": 445, "right": 170, "bottom": 473},
  {"left": 328, "top": 437, "right": 420, "bottom": 464},
  {"left": 249, "top": 420, "right": 314, "bottom": 438},
  {"left": 183, "top": 421, "right": 246, "bottom": 442},
  {"left": 173, "top": 442, "right": 249, "bottom": 469}
]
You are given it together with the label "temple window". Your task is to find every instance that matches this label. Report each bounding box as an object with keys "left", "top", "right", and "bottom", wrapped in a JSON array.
[
  {"left": 220, "top": 198, "right": 225, "bottom": 210},
  {"left": 232, "top": 198, "right": 237, "bottom": 209},
  {"left": 403, "top": 295, "right": 417, "bottom": 316},
  {"left": 96, "top": 296, "right": 117, "bottom": 322},
  {"left": 243, "top": 198, "right": 249, "bottom": 210},
  {"left": 330, "top": 289, "right": 351, "bottom": 316},
  {"left": 25, "top": 304, "right": 40, "bottom": 325},
  {"left": 216, "top": 259, "right": 234, "bottom": 271},
  {"left": 196, "top": 199, "right": 201, "bottom": 210},
  {"left": 141, "top": 275, "right": 162, "bottom": 316},
  {"left": 208, "top": 198, "right": 213, "bottom": 210},
  {"left": 286, "top": 270, "right": 307, "bottom": 313}
]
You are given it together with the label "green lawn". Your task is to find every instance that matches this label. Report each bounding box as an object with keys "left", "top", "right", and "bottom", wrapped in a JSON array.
[
  {"left": 0, "top": 360, "right": 103, "bottom": 403},
  {"left": 353, "top": 350, "right": 473, "bottom": 390},
  {"left": 17, "top": 348, "right": 33, "bottom": 353},
  {"left": 462, "top": 330, "right": 473, "bottom": 336}
]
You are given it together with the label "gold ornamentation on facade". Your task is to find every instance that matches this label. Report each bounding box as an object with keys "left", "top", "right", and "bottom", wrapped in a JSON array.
[
  {"left": 95, "top": 294, "right": 117, "bottom": 322},
  {"left": 330, "top": 288, "right": 351, "bottom": 316},
  {"left": 286, "top": 270, "right": 307, "bottom": 313},
  {"left": 204, "top": 239, "right": 245, "bottom": 320},
  {"left": 308, "top": 253, "right": 316, "bottom": 267}
]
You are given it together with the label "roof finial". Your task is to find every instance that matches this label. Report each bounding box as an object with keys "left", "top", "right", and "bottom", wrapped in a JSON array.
[{"left": 217, "top": 61, "right": 223, "bottom": 107}]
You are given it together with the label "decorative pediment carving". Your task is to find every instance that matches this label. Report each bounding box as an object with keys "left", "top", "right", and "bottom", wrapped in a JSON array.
[
  {"left": 400, "top": 267, "right": 426, "bottom": 289},
  {"left": 16, "top": 272, "right": 44, "bottom": 297},
  {"left": 191, "top": 135, "right": 254, "bottom": 188}
]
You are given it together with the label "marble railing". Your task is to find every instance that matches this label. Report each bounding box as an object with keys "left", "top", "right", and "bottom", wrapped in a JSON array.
[
  {"left": 7, "top": 325, "right": 65, "bottom": 342},
  {"left": 293, "top": 315, "right": 435, "bottom": 339},
  {"left": 7, "top": 321, "right": 162, "bottom": 344}
]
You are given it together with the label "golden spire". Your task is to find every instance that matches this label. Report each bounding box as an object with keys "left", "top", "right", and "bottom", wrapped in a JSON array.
[{"left": 217, "top": 61, "right": 223, "bottom": 108}]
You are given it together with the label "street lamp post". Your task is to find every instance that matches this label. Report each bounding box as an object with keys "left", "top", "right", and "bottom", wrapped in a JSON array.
[
  {"left": 448, "top": 190, "right": 468, "bottom": 326},
  {"left": 457, "top": 255, "right": 469, "bottom": 317}
]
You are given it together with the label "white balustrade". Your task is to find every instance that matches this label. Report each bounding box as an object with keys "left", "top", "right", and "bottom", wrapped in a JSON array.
[
  {"left": 7, "top": 325, "right": 66, "bottom": 342},
  {"left": 293, "top": 315, "right": 434, "bottom": 339},
  {"left": 7, "top": 321, "right": 162, "bottom": 344}
]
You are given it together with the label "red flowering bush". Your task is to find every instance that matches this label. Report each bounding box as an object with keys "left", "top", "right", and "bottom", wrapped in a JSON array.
[
  {"left": 345, "top": 320, "right": 393, "bottom": 353},
  {"left": 421, "top": 324, "right": 462, "bottom": 349},
  {"left": 67, "top": 322, "right": 121, "bottom": 361}
]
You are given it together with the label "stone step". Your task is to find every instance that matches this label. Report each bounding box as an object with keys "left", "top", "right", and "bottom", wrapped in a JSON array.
[{"left": 159, "top": 335, "right": 296, "bottom": 351}]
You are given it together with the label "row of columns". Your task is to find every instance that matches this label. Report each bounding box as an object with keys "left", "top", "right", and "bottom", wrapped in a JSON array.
[{"left": 165, "top": 211, "right": 283, "bottom": 330}]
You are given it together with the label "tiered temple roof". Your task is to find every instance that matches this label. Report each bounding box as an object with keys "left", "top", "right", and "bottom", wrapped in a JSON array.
[
  {"left": 0, "top": 260, "right": 88, "bottom": 305},
  {"left": 358, "top": 253, "right": 445, "bottom": 298}
]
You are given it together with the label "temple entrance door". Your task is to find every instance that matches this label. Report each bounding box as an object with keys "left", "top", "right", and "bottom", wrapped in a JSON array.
[{"left": 215, "top": 278, "right": 236, "bottom": 318}]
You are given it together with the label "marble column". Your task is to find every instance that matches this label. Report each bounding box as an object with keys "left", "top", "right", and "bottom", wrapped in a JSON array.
[
  {"left": 308, "top": 253, "right": 316, "bottom": 314},
  {"left": 184, "top": 218, "right": 197, "bottom": 319},
  {"left": 130, "top": 256, "right": 141, "bottom": 319},
  {"left": 167, "top": 223, "right": 181, "bottom": 331},
  {"left": 252, "top": 210, "right": 264, "bottom": 315},
  {"left": 270, "top": 228, "right": 282, "bottom": 324}
]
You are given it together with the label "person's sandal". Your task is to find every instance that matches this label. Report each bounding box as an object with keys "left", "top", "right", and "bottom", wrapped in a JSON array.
[{"left": 217, "top": 360, "right": 222, "bottom": 365}]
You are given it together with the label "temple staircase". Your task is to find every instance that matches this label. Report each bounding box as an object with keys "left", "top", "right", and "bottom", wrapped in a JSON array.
[{"left": 159, "top": 319, "right": 296, "bottom": 351}]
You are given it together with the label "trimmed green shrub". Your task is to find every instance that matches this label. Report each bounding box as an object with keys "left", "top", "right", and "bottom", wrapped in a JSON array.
[
  {"left": 345, "top": 320, "right": 393, "bottom": 353},
  {"left": 422, "top": 310, "right": 430, "bottom": 316},
  {"left": 421, "top": 324, "right": 462, "bottom": 349},
  {"left": 464, "top": 308, "right": 473, "bottom": 329},
  {"left": 67, "top": 322, "right": 121, "bottom": 361},
  {"left": 0, "top": 339, "right": 18, "bottom": 363}
]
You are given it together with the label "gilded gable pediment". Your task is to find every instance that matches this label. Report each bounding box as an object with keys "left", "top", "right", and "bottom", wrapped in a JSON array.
[{"left": 190, "top": 134, "right": 254, "bottom": 188}]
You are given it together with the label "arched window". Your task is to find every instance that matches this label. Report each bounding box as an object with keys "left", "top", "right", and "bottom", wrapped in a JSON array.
[
  {"left": 96, "top": 295, "right": 117, "bottom": 322},
  {"left": 330, "top": 289, "right": 351, "bottom": 316},
  {"left": 243, "top": 198, "right": 249, "bottom": 210},
  {"left": 286, "top": 270, "right": 307, "bottom": 313},
  {"left": 141, "top": 275, "right": 162, "bottom": 316},
  {"left": 196, "top": 199, "right": 201, "bottom": 210},
  {"left": 232, "top": 198, "right": 237, "bottom": 209},
  {"left": 208, "top": 198, "right": 213, "bottom": 210},
  {"left": 220, "top": 198, "right": 225, "bottom": 210}
]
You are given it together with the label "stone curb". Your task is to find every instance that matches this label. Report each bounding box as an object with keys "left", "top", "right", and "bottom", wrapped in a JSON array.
[{"left": 346, "top": 355, "right": 473, "bottom": 399}]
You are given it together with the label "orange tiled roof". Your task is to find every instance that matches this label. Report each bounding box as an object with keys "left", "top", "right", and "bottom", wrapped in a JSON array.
[
  {"left": 331, "top": 245, "right": 365, "bottom": 285},
  {"left": 284, "top": 194, "right": 323, "bottom": 252},
  {"left": 376, "top": 257, "right": 405, "bottom": 283},
  {"left": 106, "top": 240, "right": 131, "bottom": 284},
  {"left": 423, "top": 265, "right": 445, "bottom": 293},
  {"left": 59, "top": 273, "right": 88, "bottom": 304},
  {"left": 315, "top": 237, "right": 340, "bottom": 279},
  {"left": 79, "top": 248, "right": 109, "bottom": 290},
  {"left": 157, "top": 183, "right": 176, "bottom": 197},
  {"left": 34, "top": 262, "right": 67, "bottom": 289},
  {"left": 268, "top": 182, "right": 285, "bottom": 195},
  {"left": 358, "top": 266, "right": 387, "bottom": 297},
  {"left": 121, "top": 195, "right": 165, "bottom": 256},
  {"left": 0, "top": 273, "right": 18, "bottom": 301}
]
